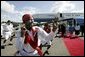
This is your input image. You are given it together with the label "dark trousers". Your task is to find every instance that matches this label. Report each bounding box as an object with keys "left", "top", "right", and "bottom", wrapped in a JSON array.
[{"left": 75, "top": 30, "right": 80, "bottom": 35}]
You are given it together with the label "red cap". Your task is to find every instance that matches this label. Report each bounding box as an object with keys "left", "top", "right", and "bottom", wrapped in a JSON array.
[{"left": 22, "top": 14, "right": 33, "bottom": 23}]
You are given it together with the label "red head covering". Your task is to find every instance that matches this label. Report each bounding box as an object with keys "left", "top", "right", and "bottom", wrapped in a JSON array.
[{"left": 22, "top": 14, "right": 33, "bottom": 23}]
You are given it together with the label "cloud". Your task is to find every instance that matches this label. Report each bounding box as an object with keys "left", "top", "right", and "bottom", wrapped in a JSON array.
[
  {"left": 1, "top": 1, "right": 18, "bottom": 13},
  {"left": 19, "top": 6, "right": 42, "bottom": 16},
  {"left": 50, "top": 1, "right": 84, "bottom": 13},
  {"left": 1, "top": 6, "right": 41, "bottom": 22},
  {"left": 1, "top": 12, "right": 22, "bottom": 22},
  {"left": 72, "top": 9, "right": 84, "bottom": 13},
  {"left": 1, "top": 1, "right": 41, "bottom": 22}
]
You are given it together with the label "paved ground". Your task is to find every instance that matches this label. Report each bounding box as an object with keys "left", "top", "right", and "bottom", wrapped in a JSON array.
[{"left": 1, "top": 32, "right": 84, "bottom": 56}]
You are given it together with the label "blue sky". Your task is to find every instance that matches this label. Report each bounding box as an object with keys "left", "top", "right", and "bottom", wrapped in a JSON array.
[
  {"left": 1, "top": 1, "right": 84, "bottom": 22},
  {"left": 8, "top": 1, "right": 54, "bottom": 13}
]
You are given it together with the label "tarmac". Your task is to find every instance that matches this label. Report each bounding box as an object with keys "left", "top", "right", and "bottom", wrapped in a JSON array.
[{"left": 1, "top": 32, "right": 84, "bottom": 56}]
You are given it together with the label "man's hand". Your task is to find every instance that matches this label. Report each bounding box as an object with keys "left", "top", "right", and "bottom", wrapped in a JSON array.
[{"left": 21, "top": 27, "right": 26, "bottom": 37}]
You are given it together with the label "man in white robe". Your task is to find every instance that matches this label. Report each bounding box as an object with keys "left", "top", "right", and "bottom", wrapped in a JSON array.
[
  {"left": 15, "top": 14, "right": 57, "bottom": 56},
  {"left": 3, "top": 20, "right": 14, "bottom": 44}
]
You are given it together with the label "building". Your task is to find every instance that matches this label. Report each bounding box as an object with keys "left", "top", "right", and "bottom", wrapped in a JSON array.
[
  {"left": 33, "top": 13, "right": 84, "bottom": 22},
  {"left": 33, "top": 13, "right": 84, "bottom": 26},
  {"left": 56, "top": 13, "right": 84, "bottom": 20}
]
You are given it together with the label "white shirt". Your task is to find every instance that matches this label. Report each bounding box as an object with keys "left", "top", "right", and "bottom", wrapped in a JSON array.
[
  {"left": 2, "top": 23, "right": 13, "bottom": 32},
  {"left": 66, "top": 25, "right": 69, "bottom": 30},
  {"left": 1, "top": 25, "right": 3, "bottom": 36},
  {"left": 75, "top": 25, "right": 80, "bottom": 30},
  {"left": 8, "top": 23, "right": 14, "bottom": 33},
  {"left": 33, "top": 26, "right": 55, "bottom": 45},
  {"left": 16, "top": 26, "right": 56, "bottom": 55},
  {"left": 1, "top": 23, "right": 6, "bottom": 31}
]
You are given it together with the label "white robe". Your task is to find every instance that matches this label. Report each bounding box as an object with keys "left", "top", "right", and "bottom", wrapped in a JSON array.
[
  {"left": 16, "top": 28, "right": 39, "bottom": 56},
  {"left": 3, "top": 23, "right": 14, "bottom": 40},
  {"left": 36, "top": 26, "right": 56, "bottom": 45},
  {"left": 16, "top": 26, "right": 56, "bottom": 56},
  {"left": 1, "top": 25, "right": 3, "bottom": 36},
  {"left": 16, "top": 29, "right": 24, "bottom": 51},
  {"left": 1, "top": 23, "right": 6, "bottom": 38}
]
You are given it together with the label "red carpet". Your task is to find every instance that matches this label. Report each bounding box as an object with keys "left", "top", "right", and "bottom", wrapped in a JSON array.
[{"left": 63, "top": 36, "right": 84, "bottom": 56}]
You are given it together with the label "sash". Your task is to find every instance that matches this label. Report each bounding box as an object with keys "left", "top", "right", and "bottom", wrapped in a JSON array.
[
  {"left": 24, "top": 28, "right": 43, "bottom": 56},
  {"left": 24, "top": 29, "right": 38, "bottom": 49}
]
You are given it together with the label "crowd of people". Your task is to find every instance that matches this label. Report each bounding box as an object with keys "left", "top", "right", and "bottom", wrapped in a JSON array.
[
  {"left": 56, "top": 23, "right": 84, "bottom": 38},
  {"left": 1, "top": 14, "right": 84, "bottom": 56}
]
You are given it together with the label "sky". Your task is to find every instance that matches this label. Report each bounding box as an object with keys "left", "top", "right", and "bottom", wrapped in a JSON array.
[{"left": 1, "top": 1, "right": 84, "bottom": 22}]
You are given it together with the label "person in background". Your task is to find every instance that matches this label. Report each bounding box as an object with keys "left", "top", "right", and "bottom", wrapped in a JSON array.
[
  {"left": 44, "top": 23, "right": 51, "bottom": 33},
  {"left": 1, "top": 23, "right": 4, "bottom": 38},
  {"left": 43, "top": 23, "right": 51, "bottom": 55},
  {"left": 57, "top": 24, "right": 61, "bottom": 34},
  {"left": 3, "top": 20, "right": 14, "bottom": 45},
  {"left": 1, "top": 22, "right": 6, "bottom": 38},
  {"left": 61, "top": 24, "right": 66, "bottom": 37},
  {"left": 66, "top": 24, "right": 70, "bottom": 34},
  {"left": 80, "top": 24, "right": 84, "bottom": 36},
  {"left": 69, "top": 24, "right": 75, "bottom": 38},
  {"left": 75, "top": 23, "right": 80, "bottom": 36}
]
